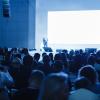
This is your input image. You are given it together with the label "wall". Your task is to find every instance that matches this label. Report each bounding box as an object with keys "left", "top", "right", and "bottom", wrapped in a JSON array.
[
  {"left": 28, "top": 0, "right": 36, "bottom": 48},
  {"left": 0, "top": 0, "right": 35, "bottom": 48},
  {"left": 36, "top": 0, "right": 100, "bottom": 50},
  {"left": 0, "top": 0, "right": 100, "bottom": 49}
]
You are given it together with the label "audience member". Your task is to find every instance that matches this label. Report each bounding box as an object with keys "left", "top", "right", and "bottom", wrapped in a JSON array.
[
  {"left": 78, "top": 65, "right": 100, "bottom": 94},
  {"left": 13, "top": 70, "right": 45, "bottom": 100},
  {"left": 15, "top": 55, "right": 33, "bottom": 89},
  {"left": 38, "top": 72, "right": 70, "bottom": 100}
]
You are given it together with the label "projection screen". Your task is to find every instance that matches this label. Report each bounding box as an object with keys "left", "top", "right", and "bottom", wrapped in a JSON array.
[{"left": 48, "top": 10, "right": 100, "bottom": 49}]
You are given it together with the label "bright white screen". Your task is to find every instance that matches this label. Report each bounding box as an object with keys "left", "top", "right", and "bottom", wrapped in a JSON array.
[{"left": 48, "top": 10, "right": 100, "bottom": 45}]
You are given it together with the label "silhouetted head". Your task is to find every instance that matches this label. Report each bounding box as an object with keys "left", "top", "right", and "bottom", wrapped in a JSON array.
[
  {"left": 53, "top": 61, "right": 64, "bottom": 73},
  {"left": 23, "top": 55, "right": 33, "bottom": 66},
  {"left": 34, "top": 53, "right": 40, "bottom": 62},
  {"left": 87, "top": 55, "right": 96, "bottom": 65},
  {"left": 49, "top": 53, "right": 53, "bottom": 61},
  {"left": 11, "top": 57, "right": 22, "bottom": 68},
  {"left": 79, "top": 49, "right": 84, "bottom": 54},
  {"left": 61, "top": 53, "right": 67, "bottom": 61},
  {"left": 21, "top": 48, "right": 29, "bottom": 55},
  {"left": 29, "top": 70, "right": 45, "bottom": 89},
  {"left": 42, "top": 52, "right": 47, "bottom": 57},
  {"left": 75, "top": 50, "right": 80, "bottom": 55},
  {"left": 54, "top": 53, "right": 62, "bottom": 61},
  {"left": 78, "top": 65, "right": 98, "bottom": 85},
  {"left": 62, "top": 49, "right": 68, "bottom": 54},
  {"left": 69, "top": 49, "right": 74, "bottom": 56},
  {"left": 96, "top": 50, "right": 100, "bottom": 57},
  {"left": 38, "top": 72, "right": 70, "bottom": 100},
  {"left": 43, "top": 55, "right": 50, "bottom": 64}
]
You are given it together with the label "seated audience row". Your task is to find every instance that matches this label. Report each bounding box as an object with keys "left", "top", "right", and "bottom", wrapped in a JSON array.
[{"left": 0, "top": 48, "right": 100, "bottom": 100}]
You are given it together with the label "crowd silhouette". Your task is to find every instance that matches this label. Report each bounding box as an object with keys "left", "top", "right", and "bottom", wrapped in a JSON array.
[{"left": 0, "top": 47, "right": 100, "bottom": 100}]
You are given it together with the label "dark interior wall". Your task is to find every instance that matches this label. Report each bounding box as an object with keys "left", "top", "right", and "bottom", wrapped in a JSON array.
[{"left": 0, "top": 0, "right": 35, "bottom": 48}]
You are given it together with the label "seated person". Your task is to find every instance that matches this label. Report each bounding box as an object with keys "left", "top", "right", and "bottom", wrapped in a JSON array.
[
  {"left": 38, "top": 72, "right": 70, "bottom": 100},
  {"left": 0, "top": 65, "right": 14, "bottom": 100},
  {"left": 78, "top": 65, "right": 100, "bottom": 94},
  {"left": 13, "top": 70, "right": 45, "bottom": 100},
  {"left": 69, "top": 88, "right": 99, "bottom": 100}
]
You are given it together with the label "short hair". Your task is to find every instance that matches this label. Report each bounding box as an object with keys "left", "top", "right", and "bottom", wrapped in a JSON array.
[
  {"left": 38, "top": 72, "right": 70, "bottom": 100},
  {"left": 78, "top": 65, "right": 98, "bottom": 84},
  {"left": 23, "top": 55, "right": 33, "bottom": 66},
  {"left": 53, "top": 61, "right": 64, "bottom": 72},
  {"left": 49, "top": 53, "right": 53, "bottom": 60},
  {"left": 33, "top": 53, "right": 40, "bottom": 61},
  {"left": 43, "top": 55, "right": 50, "bottom": 64},
  {"left": 29, "top": 70, "right": 45, "bottom": 86},
  {"left": 54, "top": 53, "right": 62, "bottom": 61}
]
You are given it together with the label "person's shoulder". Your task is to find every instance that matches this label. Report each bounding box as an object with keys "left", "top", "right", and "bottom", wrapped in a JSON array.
[{"left": 69, "top": 89, "right": 99, "bottom": 100}]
